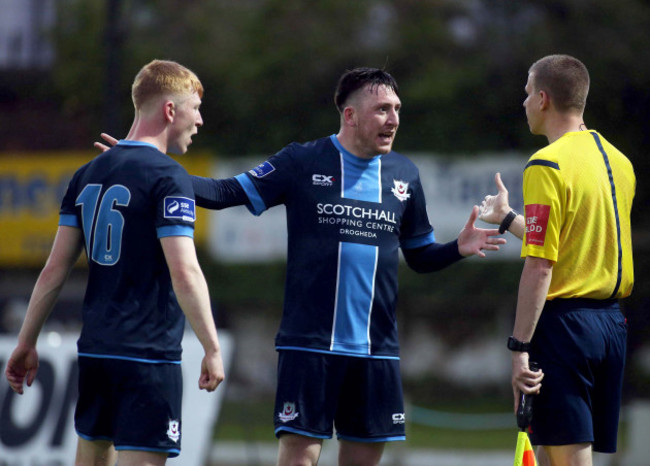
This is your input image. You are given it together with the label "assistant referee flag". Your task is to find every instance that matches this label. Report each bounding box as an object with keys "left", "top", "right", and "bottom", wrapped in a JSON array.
[{"left": 514, "top": 431, "right": 536, "bottom": 466}]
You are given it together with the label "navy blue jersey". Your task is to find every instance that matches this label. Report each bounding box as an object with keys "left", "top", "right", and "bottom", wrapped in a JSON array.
[
  {"left": 236, "top": 135, "right": 435, "bottom": 359},
  {"left": 59, "top": 141, "right": 196, "bottom": 362}
]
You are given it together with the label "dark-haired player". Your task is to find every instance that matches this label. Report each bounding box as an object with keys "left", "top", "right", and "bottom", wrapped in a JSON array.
[{"left": 192, "top": 67, "right": 505, "bottom": 465}]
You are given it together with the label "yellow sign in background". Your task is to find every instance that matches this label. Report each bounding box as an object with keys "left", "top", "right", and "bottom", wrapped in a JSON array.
[{"left": 0, "top": 151, "right": 212, "bottom": 267}]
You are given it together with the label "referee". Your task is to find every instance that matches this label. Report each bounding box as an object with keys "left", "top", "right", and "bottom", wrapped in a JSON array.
[{"left": 479, "top": 54, "right": 635, "bottom": 466}]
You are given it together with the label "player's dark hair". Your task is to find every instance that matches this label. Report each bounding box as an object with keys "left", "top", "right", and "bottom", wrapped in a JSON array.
[
  {"left": 529, "top": 54, "right": 589, "bottom": 114},
  {"left": 334, "top": 67, "right": 399, "bottom": 112}
]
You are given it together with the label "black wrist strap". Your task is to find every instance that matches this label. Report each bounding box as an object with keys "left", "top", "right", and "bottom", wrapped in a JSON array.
[
  {"left": 499, "top": 210, "right": 517, "bottom": 234},
  {"left": 507, "top": 336, "right": 531, "bottom": 352}
]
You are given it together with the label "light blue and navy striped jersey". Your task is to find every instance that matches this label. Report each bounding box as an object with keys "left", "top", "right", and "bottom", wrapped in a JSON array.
[
  {"left": 236, "top": 135, "right": 435, "bottom": 359},
  {"left": 59, "top": 141, "right": 196, "bottom": 363}
]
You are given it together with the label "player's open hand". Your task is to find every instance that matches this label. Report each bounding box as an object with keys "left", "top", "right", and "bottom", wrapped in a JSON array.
[
  {"left": 93, "top": 133, "right": 119, "bottom": 153},
  {"left": 457, "top": 205, "right": 506, "bottom": 257},
  {"left": 479, "top": 172, "right": 511, "bottom": 225},
  {"left": 199, "top": 350, "right": 225, "bottom": 392},
  {"left": 5, "top": 344, "right": 39, "bottom": 395}
]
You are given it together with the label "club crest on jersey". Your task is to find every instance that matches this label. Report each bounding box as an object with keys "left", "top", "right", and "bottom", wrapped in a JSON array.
[
  {"left": 164, "top": 196, "right": 195, "bottom": 222},
  {"left": 166, "top": 419, "right": 180, "bottom": 443},
  {"left": 278, "top": 402, "right": 299, "bottom": 423},
  {"left": 391, "top": 180, "right": 410, "bottom": 202},
  {"left": 249, "top": 161, "right": 276, "bottom": 178}
]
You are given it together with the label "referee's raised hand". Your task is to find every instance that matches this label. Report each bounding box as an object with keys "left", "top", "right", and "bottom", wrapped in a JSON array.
[{"left": 479, "top": 172, "right": 511, "bottom": 225}]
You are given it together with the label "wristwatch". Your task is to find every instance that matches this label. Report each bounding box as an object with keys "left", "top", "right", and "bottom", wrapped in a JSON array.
[
  {"left": 507, "top": 336, "right": 531, "bottom": 352},
  {"left": 499, "top": 210, "right": 517, "bottom": 234}
]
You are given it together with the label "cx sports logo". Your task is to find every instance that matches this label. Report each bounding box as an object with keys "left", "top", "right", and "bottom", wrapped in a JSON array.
[{"left": 312, "top": 174, "right": 335, "bottom": 186}]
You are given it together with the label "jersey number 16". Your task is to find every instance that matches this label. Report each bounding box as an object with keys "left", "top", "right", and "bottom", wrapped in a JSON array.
[{"left": 75, "top": 184, "right": 131, "bottom": 266}]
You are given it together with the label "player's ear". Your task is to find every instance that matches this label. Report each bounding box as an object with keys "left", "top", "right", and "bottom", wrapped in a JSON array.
[
  {"left": 163, "top": 100, "right": 175, "bottom": 123},
  {"left": 343, "top": 106, "right": 357, "bottom": 127}
]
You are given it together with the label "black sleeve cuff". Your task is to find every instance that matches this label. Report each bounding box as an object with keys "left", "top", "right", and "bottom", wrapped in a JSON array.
[
  {"left": 402, "top": 239, "right": 464, "bottom": 273},
  {"left": 192, "top": 176, "right": 249, "bottom": 209}
]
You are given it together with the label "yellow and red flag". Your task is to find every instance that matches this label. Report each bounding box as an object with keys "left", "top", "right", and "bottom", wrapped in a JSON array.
[{"left": 514, "top": 431, "right": 537, "bottom": 466}]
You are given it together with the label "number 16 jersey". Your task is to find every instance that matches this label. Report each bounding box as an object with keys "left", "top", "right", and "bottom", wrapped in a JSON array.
[{"left": 59, "top": 141, "right": 196, "bottom": 362}]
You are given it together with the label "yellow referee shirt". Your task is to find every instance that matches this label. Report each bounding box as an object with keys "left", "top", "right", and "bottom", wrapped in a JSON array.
[{"left": 521, "top": 130, "right": 635, "bottom": 300}]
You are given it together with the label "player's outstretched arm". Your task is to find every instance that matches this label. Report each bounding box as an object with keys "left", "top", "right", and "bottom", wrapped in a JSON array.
[
  {"left": 479, "top": 172, "right": 525, "bottom": 240},
  {"left": 457, "top": 206, "right": 506, "bottom": 258}
]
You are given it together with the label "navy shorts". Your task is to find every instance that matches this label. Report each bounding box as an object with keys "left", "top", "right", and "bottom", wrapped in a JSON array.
[
  {"left": 529, "top": 299, "right": 627, "bottom": 453},
  {"left": 75, "top": 356, "right": 183, "bottom": 457},
  {"left": 274, "top": 350, "right": 406, "bottom": 442}
]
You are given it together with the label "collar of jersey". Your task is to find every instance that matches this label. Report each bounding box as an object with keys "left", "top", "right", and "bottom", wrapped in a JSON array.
[
  {"left": 561, "top": 129, "right": 598, "bottom": 140},
  {"left": 117, "top": 140, "right": 159, "bottom": 150},
  {"left": 329, "top": 134, "right": 381, "bottom": 168}
]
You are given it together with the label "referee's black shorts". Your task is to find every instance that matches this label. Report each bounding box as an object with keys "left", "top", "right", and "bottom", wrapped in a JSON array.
[{"left": 529, "top": 298, "right": 626, "bottom": 453}]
